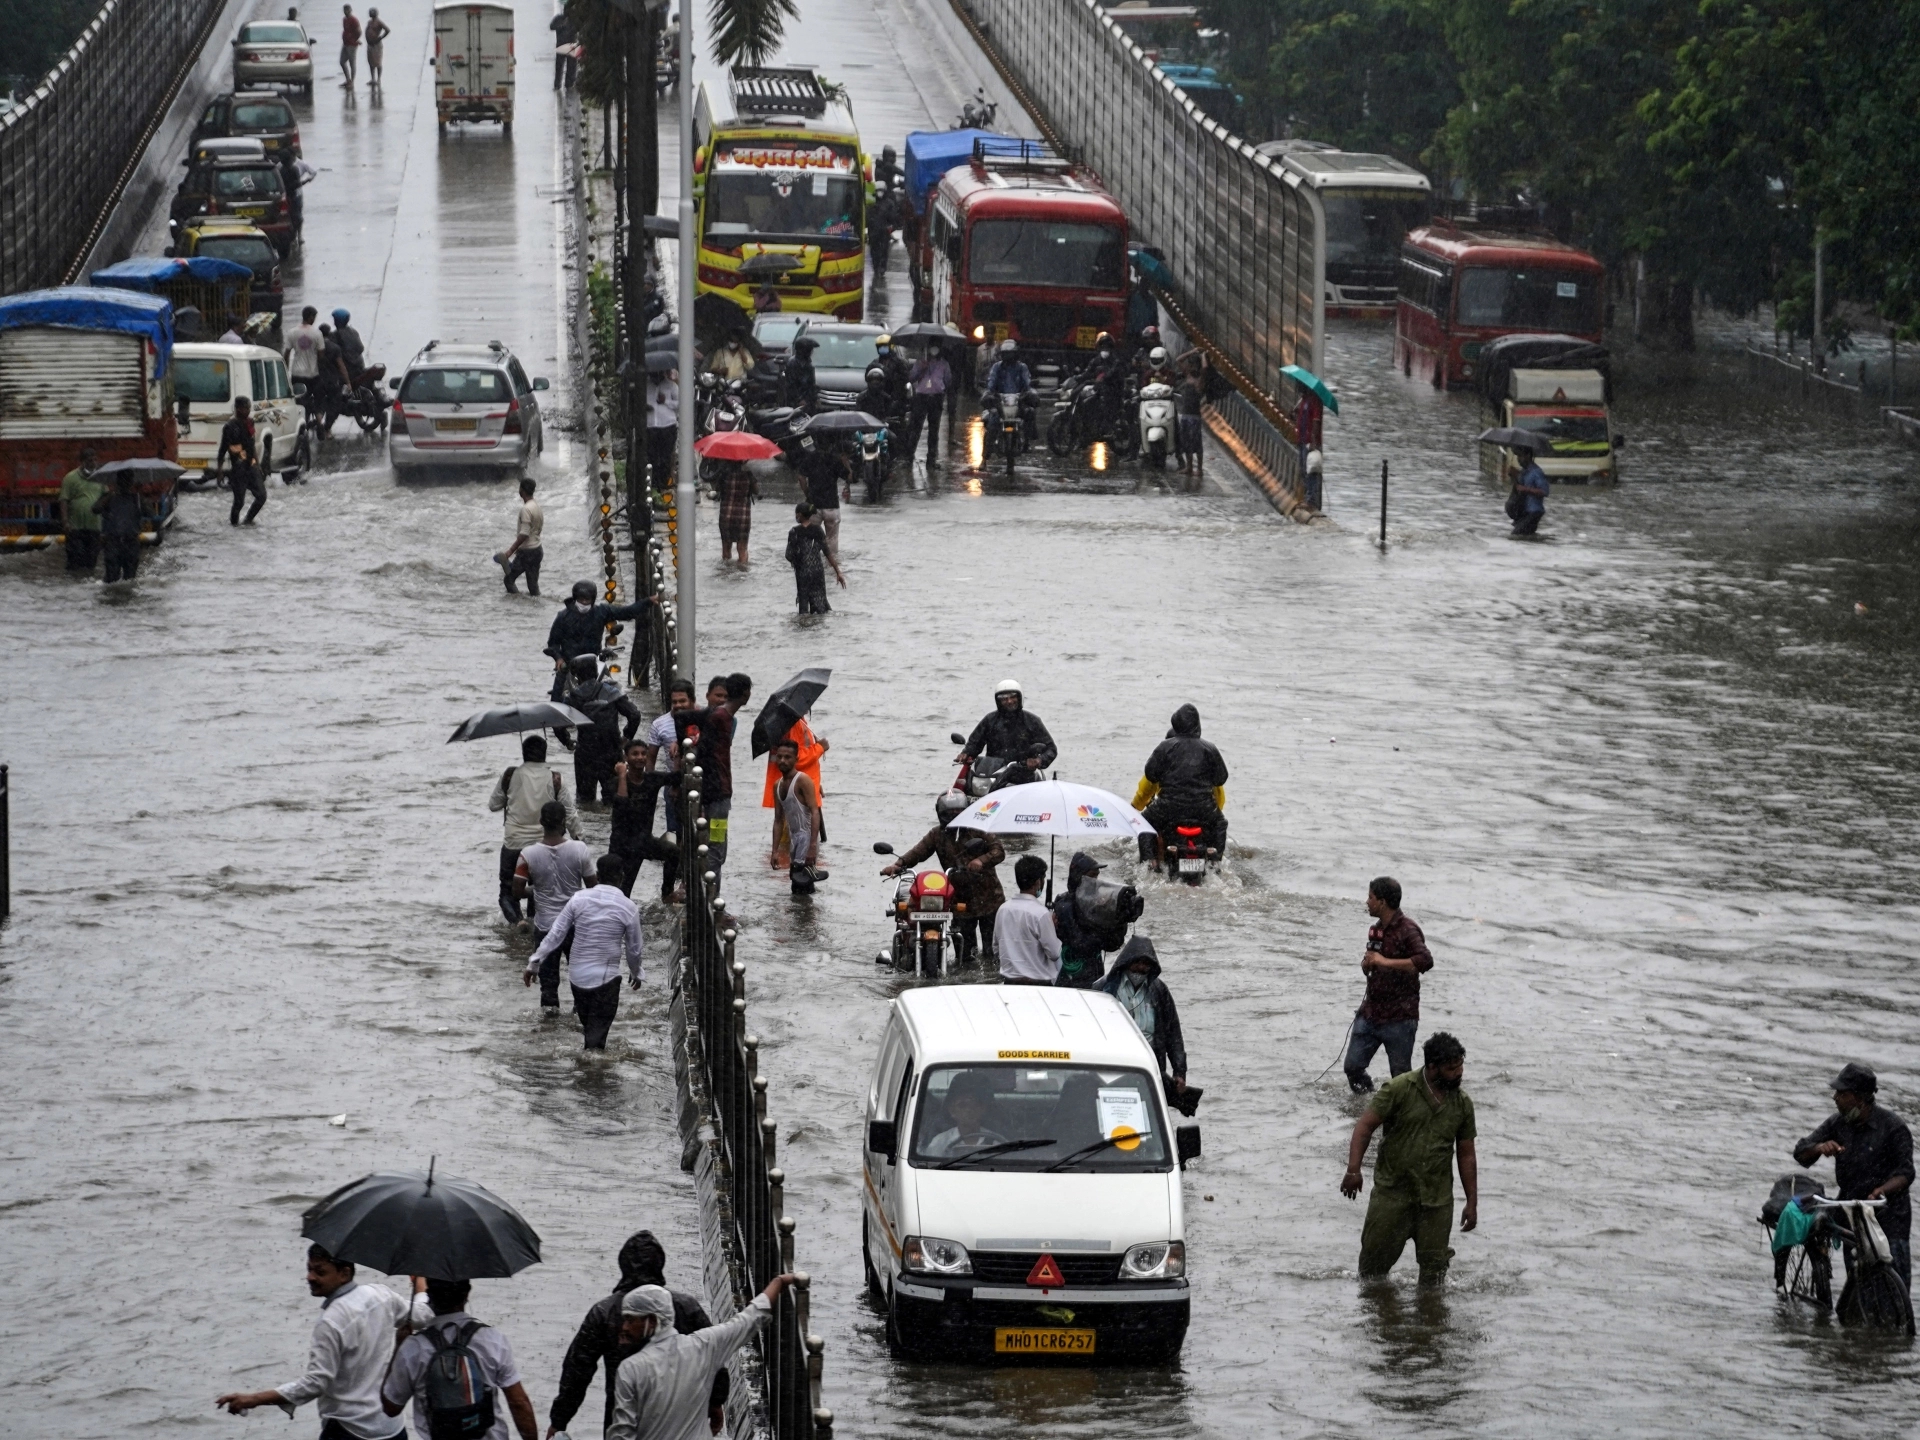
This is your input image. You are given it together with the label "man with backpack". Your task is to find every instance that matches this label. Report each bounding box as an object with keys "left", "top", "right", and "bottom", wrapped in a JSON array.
[
  {"left": 488, "top": 736, "right": 580, "bottom": 925},
  {"left": 380, "top": 1278, "right": 538, "bottom": 1440}
]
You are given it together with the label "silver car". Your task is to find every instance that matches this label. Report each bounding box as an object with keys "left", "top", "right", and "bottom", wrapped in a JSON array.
[
  {"left": 232, "top": 21, "right": 314, "bottom": 92},
  {"left": 388, "top": 342, "right": 548, "bottom": 475}
]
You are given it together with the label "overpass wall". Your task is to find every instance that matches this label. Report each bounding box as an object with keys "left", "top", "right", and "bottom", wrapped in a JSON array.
[{"left": 0, "top": 0, "right": 229, "bottom": 295}]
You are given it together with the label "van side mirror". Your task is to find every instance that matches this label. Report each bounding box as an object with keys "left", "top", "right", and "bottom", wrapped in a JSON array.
[
  {"left": 867, "top": 1119, "right": 898, "bottom": 1161},
  {"left": 387, "top": 376, "right": 402, "bottom": 390},
  {"left": 949, "top": 731, "right": 967, "bottom": 746},
  {"left": 532, "top": 377, "right": 550, "bottom": 391},
  {"left": 873, "top": 842, "right": 895, "bottom": 855},
  {"left": 1176, "top": 1125, "right": 1201, "bottom": 1167}
]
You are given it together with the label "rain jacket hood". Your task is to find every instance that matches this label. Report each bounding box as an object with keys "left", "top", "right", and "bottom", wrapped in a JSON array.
[
  {"left": 1112, "top": 933, "right": 1161, "bottom": 983},
  {"left": 1169, "top": 704, "right": 1200, "bottom": 737},
  {"left": 618, "top": 1230, "right": 668, "bottom": 1289}
]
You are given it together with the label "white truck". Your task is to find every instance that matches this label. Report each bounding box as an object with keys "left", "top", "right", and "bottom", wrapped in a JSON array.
[
  {"left": 1477, "top": 338, "right": 1623, "bottom": 484},
  {"left": 433, "top": 2, "right": 514, "bottom": 136}
]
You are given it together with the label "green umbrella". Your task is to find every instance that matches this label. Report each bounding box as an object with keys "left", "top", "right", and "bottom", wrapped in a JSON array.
[{"left": 1280, "top": 364, "right": 1338, "bottom": 414}]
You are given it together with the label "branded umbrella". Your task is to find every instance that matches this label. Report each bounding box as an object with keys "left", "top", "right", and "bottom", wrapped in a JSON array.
[
  {"left": 694, "top": 431, "right": 783, "bottom": 461},
  {"left": 799, "top": 409, "right": 887, "bottom": 433},
  {"left": 1279, "top": 364, "right": 1339, "bottom": 415},
  {"left": 447, "top": 701, "right": 591, "bottom": 743},
  {"left": 750, "top": 666, "right": 831, "bottom": 757},
  {"left": 1477, "top": 427, "right": 1554, "bottom": 452},
  {"left": 301, "top": 1162, "right": 541, "bottom": 1280},
  {"left": 946, "top": 780, "right": 1154, "bottom": 839}
]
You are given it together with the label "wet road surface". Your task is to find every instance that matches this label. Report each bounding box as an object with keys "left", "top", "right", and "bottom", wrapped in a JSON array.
[{"left": 4, "top": 0, "right": 1920, "bottom": 1436}]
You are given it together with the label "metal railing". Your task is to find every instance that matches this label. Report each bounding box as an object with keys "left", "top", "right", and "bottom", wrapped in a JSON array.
[
  {"left": 670, "top": 752, "right": 831, "bottom": 1438},
  {"left": 1, "top": 0, "right": 231, "bottom": 295},
  {"left": 1, "top": 764, "right": 10, "bottom": 921}
]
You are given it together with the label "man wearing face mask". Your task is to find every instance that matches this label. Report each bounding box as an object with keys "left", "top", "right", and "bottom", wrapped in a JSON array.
[
  {"left": 608, "top": 1275, "right": 796, "bottom": 1440},
  {"left": 1794, "top": 1062, "right": 1913, "bottom": 1295},
  {"left": 1341, "top": 1030, "right": 1479, "bottom": 1285},
  {"left": 545, "top": 579, "right": 654, "bottom": 701}
]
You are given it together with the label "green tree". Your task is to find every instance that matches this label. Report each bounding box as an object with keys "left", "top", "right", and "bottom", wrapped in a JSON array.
[{"left": 0, "top": 0, "right": 111, "bottom": 92}]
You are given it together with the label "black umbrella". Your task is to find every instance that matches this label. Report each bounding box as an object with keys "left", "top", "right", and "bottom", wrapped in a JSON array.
[
  {"left": 799, "top": 409, "right": 886, "bottom": 434},
  {"left": 887, "top": 322, "right": 962, "bottom": 344},
  {"left": 301, "top": 1163, "right": 542, "bottom": 1280},
  {"left": 1477, "top": 427, "right": 1554, "bottom": 452},
  {"left": 751, "top": 666, "right": 831, "bottom": 757},
  {"left": 740, "top": 252, "right": 804, "bottom": 280},
  {"left": 694, "top": 292, "right": 751, "bottom": 346},
  {"left": 92, "top": 457, "right": 185, "bottom": 479},
  {"left": 447, "top": 702, "right": 591, "bottom": 743}
]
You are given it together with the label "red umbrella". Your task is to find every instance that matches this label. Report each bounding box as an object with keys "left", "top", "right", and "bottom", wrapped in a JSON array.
[{"left": 694, "top": 431, "right": 783, "bottom": 461}]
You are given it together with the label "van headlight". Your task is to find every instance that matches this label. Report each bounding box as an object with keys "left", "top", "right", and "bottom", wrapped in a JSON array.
[
  {"left": 1120, "top": 1240, "right": 1185, "bottom": 1280},
  {"left": 902, "top": 1236, "right": 972, "bottom": 1276}
]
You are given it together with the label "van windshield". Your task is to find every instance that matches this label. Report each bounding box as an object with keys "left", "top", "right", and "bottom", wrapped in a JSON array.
[{"left": 909, "top": 1064, "right": 1170, "bottom": 1171}]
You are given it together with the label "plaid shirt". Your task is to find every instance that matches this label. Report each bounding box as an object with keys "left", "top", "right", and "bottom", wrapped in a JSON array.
[{"left": 1358, "top": 911, "right": 1432, "bottom": 1024}]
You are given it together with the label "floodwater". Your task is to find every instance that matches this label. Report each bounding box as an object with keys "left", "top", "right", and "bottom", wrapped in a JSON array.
[{"left": 4, "top": 0, "right": 1920, "bottom": 1438}]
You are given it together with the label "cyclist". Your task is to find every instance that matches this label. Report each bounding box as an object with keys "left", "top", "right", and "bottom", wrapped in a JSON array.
[{"left": 1793, "top": 1062, "right": 1914, "bottom": 1296}]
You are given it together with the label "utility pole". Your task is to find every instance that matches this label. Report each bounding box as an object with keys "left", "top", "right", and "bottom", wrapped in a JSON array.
[
  {"left": 674, "top": 0, "right": 697, "bottom": 677},
  {"left": 1813, "top": 234, "right": 1826, "bottom": 375}
]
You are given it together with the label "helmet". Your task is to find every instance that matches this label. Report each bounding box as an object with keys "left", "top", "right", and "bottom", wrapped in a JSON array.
[
  {"left": 1094, "top": 331, "right": 1113, "bottom": 351},
  {"left": 877, "top": 333, "right": 893, "bottom": 349},
  {"left": 568, "top": 653, "right": 599, "bottom": 681},
  {"left": 882, "top": 145, "right": 897, "bottom": 160},
  {"left": 1148, "top": 346, "right": 1168, "bottom": 367},
  {"left": 331, "top": 307, "right": 350, "bottom": 323},
  {"left": 864, "top": 365, "right": 886, "bottom": 386},
  {"left": 935, "top": 790, "right": 969, "bottom": 822},
  {"left": 570, "top": 579, "right": 596, "bottom": 604},
  {"left": 998, "top": 339, "right": 1018, "bottom": 356},
  {"left": 792, "top": 336, "right": 818, "bottom": 354},
  {"left": 993, "top": 678, "right": 1021, "bottom": 697},
  {"left": 1141, "top": 324, "right": 1161, "bottom": 344}
]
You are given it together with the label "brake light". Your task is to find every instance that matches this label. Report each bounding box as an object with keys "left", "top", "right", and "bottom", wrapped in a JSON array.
[
  {"left": 270, "top": 266, "right": 280, "bottom": 287},
  {"left": 503, "top": 397, "right": 523, "bottom": 434},
  {"left": 290, "top": 48, "right": 309, "bottom": 59},
  {"left": 390, "top": 403, "right": 409, "bottom": 421},
  {"left": 1176, "top": 826, "right": 1203, "bottom": 837},
  {"left": 820, "top": 270, "right": 862, "bottom": 295},
  {"left": 697, "top": 265, "right": 739, "bottom": 288},
  {"left": 240, "top": 49, "right": 259, "bottom": 60},
  {"left": 693, "top": 145, "right": 708, "bottom": 174}
]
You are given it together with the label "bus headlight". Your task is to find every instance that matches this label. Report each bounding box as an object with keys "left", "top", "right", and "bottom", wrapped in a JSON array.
[
  {"left": 903, "top": 1236, "right": 972, "bottom": 1276},
  {"left": 1120, "top": 1240, "right": 1185, "bottom": 1279},
  {"left": 971, "top": 325, "right": 985, "bottom": 341}
]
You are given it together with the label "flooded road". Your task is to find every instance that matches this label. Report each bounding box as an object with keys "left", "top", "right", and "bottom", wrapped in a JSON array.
[{"left": 3, "top": 0, "right": 1920, "bottom": 1436}]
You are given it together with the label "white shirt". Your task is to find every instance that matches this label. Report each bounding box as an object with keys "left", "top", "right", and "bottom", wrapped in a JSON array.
[
  {"left": 383, "top": 1314, "right": 522, "bottom": 1440},
  {"left": 276, "top": 1282, "right": 432, "bottom": 1439},
  {"left": 517, "top": 837, "right": 595, "bottom": 931},
  {"left": 609, "top": 1294, "right": 770, "bottom": 1440},
  {"left": 489, "top": 764, "right": 581, "bottom": 849},
  {"left": 994, "top": 892, "right": 1062, "bottom": 982},
  {"left": 647, "top": 378, "right": 679, "bottom": 429},
  {"left": 516, "top": 498, "right": 543, "bottom": 548},
  {"left": 649, "top": 712, "right": 679, "bottom": 773},
  {"left": 530, "top": 883, "right": 643, "bottom": 989},
  {"left": 285, "top": 323, "right": 324, "bottom": 378}
]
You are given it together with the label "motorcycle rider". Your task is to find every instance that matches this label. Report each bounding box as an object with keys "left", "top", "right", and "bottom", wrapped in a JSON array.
[
  {"left": 867, "top": 185, "right": 900, "bottom": 274},
  {"left": 707, "top": 327, "right": 755, "bottom": 383},
  {"left": 1142, "top": 346, "right": 1176, "bottom": 385},
  {"left": 873, "top": 334, "right": 913, "bottom": 417},
  {"left": 1133, "top": 703, "right": 1229, "bottom": 866},
  {"left": 1072, "top": 332, "right": 1128, "bottom": 438},
  {"left": 874, "top": 144, "right": 902, "bottom": 190},
  {"left": 880, "top": 791, "right": 1007, "bottom": 966},
  {"left": 958, "top": 680, "right": 1057, "bottom": 789},
  {"left": 782, "top": 335, "right": 819, "bottom": 411},
  {"left": 544, "top": 579, "right": 655, "bottom": 702},
  {"left": 561, "top": 654, "right": 645, "bottom": 805},
  {"left": 981, "top": 339, "right": 1038, "bottom": 446},
  {"left": 330, "top": 308, "right": 367, "bottom": 381}
]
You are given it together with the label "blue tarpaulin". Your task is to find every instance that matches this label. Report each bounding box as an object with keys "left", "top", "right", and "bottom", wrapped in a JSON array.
[
  {"left": 90, "top": 256, "right": 254, "bottom": 288},
  {"left": 902, "top": 129, "right": 1027, "bottom": 215},
  {"left": 0, "top": 286, "right": 175, "bottom": 378}
]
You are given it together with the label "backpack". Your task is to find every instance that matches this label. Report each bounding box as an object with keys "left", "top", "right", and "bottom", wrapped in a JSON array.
[{"left": 423, "top": 1321, "right": 495, "bottom": 1440}]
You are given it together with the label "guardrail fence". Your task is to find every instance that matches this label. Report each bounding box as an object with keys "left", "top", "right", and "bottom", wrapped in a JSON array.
[
  {"left": 0, "top": 0, "right": 231, "bottom": 295},
  {"left": 1, "top": 764, "right": 10, "bottom": 920},
  {"left": 670, "top": 750, "right": 832, "bottom": 1438}
]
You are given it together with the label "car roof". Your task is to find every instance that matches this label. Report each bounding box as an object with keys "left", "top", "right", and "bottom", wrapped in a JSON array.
[
  {"left": 895, "top": 984, "right": 1157, "bottom": 1070},
  {"left": 185, "top": 218, "right": 272, "bottom": 237},
  {"left": 407, "top": 344, "right": 514, "bottom": 366},
  {"left": 229, "top": 89, "right": 294, "bottom": 104},
  {"left": 174, "top": 341, "right": 288, "bottom": 362},
  {"left": 797, "top": 321, "right": 883, "bottom": 338}
]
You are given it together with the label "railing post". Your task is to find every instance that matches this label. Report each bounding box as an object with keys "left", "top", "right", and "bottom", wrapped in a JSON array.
[{"left": 0, "top": 763, "right": 10, "bottom": 921}]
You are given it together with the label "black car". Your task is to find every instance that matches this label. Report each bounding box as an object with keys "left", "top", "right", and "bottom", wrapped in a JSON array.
[
  {"left": 171, "top": 158, "right": 296, "bottom": 256},
  {"left": 193, "top": 90, "right": 302, "bottom": 159},
  {"left": 793, "top": 322, "right": 886, "bottom": 408}
]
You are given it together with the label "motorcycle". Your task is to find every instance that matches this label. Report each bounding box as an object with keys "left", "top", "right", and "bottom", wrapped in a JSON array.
[
  {"left": 748, "top": 403, "right": 810, "bottom": 466},
  {"left": 295, "top": 363, "right": 388, "bottom": 439},
  {"left": 1154, "top": 817, "right": 1223, "bottom": 885},
  {"left": 1136, "top": 379, "right": 1176, "bottom": 468},
  {"left": 697, "top": 374, "right": 750, "bottom": 481},
  {"left": 1047, "top": 376, "right": 1135, "bottom": 460},
  {"left": 871, "top": 843, "right": 966, "bottom": 976},
  {"left": 856, "top": 423, "right": 891, "bottom": 503},
  {"left": 981, "top": 390, "right": 1029, "bottom": 479},
  {"left": 956, "top": 87, "right": 998, "bottom": 129},
  {"left": 948, "top": 730, "right": 1027, "bottom": 799}
]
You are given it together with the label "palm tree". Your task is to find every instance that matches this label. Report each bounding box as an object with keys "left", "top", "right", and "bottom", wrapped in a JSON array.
[{"left": 706, "top": 0, "right": 798, "bottom": 67}]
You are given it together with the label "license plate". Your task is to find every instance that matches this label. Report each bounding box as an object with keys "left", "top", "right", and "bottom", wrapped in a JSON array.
[
  {"left": 436, "top": 418, "right": 479, "bottom": 432},
  {"left": 235, "top": 206, "right": 266, "bottom": 218},
  {"left": 1178, "top": 858, "right": 1205, "bottom": 874},
  {"left": 995, "top": 1327, "right": 1095, "bottom": 1354}
]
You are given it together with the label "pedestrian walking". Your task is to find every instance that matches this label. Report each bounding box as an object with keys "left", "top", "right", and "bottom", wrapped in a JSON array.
[
  {"left": 550, "top": 10, "right": 578, "bottom": 88},
  {"left": 905, "top": 347, "right": 952, "bottom": 468},
  {"left": 379, "top": 1279, "right": 538, "bottom": 1440},
  {"left": 1344, "top": 875, "right": 1433, "bottom": 1093},
  {"left": 784, "top": 503, "right": 843, "bottom": 615},
  {"left": 1341, "top": 1031, "right": 1479, "bottom": 1285},
  {"left": 363, "top": 8, "right": 388, "bottom": 85},
  {"left": 545, "top": 579, "right": 654, "bottom": 701},
  {"left": 714, "top": 459, "right": 755, "bottom": 565},
  {"left": 339, "top": 5, "right": 361, "bottom": 86},
  {"left": 994, "top": 854, "right": 1061, "bottom": 984},
  {"left": 1509, "top": 446, "right": 1549, "bottom": 536},
  {"left": 760, "top": 713, "right": 826, "bottom": 823},
  {"left": 550, "top": 1231, "right": 727, "bottom": 1439},
  {"left": 95, "top": 472, "right": 145, "bottom": 583},
  {"left": 1052, "top": 852, "right": 1129, "bottom": 988},
  {"left": 880, "top": 792, "right": 1004, "bottom": 965},
  {"left": 216, "top": 1244, "right": 429, "bottom": 1437},
  {"left": 792, "top": 433, "right": 846, "bottom": 562},
  {"left": 610, "top": 740, "right": 670, "bottom": 897},
  {"left": 526, "top": 855, "right": 642, "bottom": 1050},
  {"left": 1175, "top": 359, "right": 1204, "bottom": 474},
  {"left": 1793, "top": 1062, "right": 1914, "bottom": 1295},
  {"left": 644, "top": 370, "right": 677, "bottom": 505},
  {"left": 286, "top": 306, "right": 324, "bottom": 386},
  {"left": 218, "top": 396, "right": 265, "bottom": 526},
  {"left": 607, "top": 1275, "right": 796, "bottom": 1440},
  {"left": 513, "top": 799, "right": 595, "bottom": 1011},
  {"left": 58, "top": 448, "right": 102, "bottom": 573},
  {"left": 492, "top": 478, "right": 543, "bottom": 594},
  {"left": 1098, "top": 936, "right": 1195, "bottom": 1112},
  {"left": 488, "top": 735, "right": 580, "bottom": 924},
  {"left": 770, "top": 737, "right": 827, "bottom": 894},
  {"left": 648, "top": 678, "right": 696, "bottom": 898}
]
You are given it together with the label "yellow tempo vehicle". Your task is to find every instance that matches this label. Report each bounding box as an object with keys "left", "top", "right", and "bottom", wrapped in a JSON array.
[{"left": 693, "top": 67, "right": 867, "bottom": 322}]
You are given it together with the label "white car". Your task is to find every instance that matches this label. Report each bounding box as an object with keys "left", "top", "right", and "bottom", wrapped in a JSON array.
[
  {"left": 863, "top": 984, "right": 1197, "bottom": 1364},
  {"left": 231, "top": 20, "right": 314, "bottom": 92},
  {"left": 172, "top": 342, "right": 303, "bottom": 483},
  {"left": 387, "top": 342, "right": 548, "bottom": 475}
]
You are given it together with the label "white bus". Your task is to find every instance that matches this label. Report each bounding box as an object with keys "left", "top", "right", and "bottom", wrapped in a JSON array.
[{"left": 1256, "top": 141, "right": 1431, "bottom": 318}]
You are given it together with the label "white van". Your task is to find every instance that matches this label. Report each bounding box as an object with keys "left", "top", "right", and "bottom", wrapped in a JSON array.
[
  {"left": 434, "top": 2, "right": 515, "bottom": 135},
  {"left": 171, "top": 342, "right": 302, "bottom": 483},
  {"left": 863, "top": 984, "right": 1198, "bottom": 1364}
]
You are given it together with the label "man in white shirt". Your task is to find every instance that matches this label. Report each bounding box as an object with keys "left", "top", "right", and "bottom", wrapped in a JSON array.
[
  {"left": 380, "top": 1279, "right": 537, "bottom": 1440},
  {"left": 216, "top": 1245, "right": 430, "bottom": 1439},
  {"left": 994, "top": 855, "right": 1062, "bottom": 984},
  {"left": 608, "top": 1276, "right": 794, "bottom": 1440},
  {"left": 528, "top": 855, "right": 643, "bottom": 1050},
  {"left": 285, "top": 306, "right": 324, "bottom": 382},
  {"left": 488, "top": 735, "right": 580, "bottom": 924},
  {"left": 645, "top": 370, "right": 679, "bottom": 503},
  {"left": 496, "top": 477, "right": 544, "bottom": 595},
  {"left": 513, "top": 799, "right": 596, "bottom": 1012}
]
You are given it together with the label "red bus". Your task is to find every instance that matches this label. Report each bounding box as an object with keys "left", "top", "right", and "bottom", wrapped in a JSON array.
[
  {"left": 920, "top": 140, "right": 1131, "bottom": 384},
  {"left": 1395, "top": 223, "right": 1605, "bottom": 389}
]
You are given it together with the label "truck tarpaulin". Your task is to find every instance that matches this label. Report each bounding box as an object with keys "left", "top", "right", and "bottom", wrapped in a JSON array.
[
  {"left": 0, "top": 288, "right": 175, "bottom": 379},
  {"left": 91, "top": 257, "right": 254, "bottom": 289},
  {"left": 902, "top": 129, "right": 1011, "bottom": 215}
]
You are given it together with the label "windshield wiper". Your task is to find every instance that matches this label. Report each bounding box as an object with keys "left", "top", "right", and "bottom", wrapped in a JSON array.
[
  {"left": 1041, "top": 1135, "right": 1137, "bottom": 1172},
  {"left": 932, "top": 1138, "right": 1056, "bottom": 1170}
]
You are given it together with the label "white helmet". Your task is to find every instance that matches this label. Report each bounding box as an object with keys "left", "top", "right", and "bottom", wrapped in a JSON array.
[
  {"left": 1148, "top": 346, "right": 1168, "bottom": 367},
  {"left": 993, "top": 678, "right": 1021, "bottom": 697}
]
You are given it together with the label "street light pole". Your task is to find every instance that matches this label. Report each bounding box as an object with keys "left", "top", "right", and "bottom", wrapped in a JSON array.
[{"left": 674, "top": 0, "right": 697, "bottom": 678}]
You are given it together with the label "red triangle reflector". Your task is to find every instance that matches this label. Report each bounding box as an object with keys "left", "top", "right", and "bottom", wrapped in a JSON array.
[{"left": 1026, "top": 1253, "right": 1065, "bottom": 1287}]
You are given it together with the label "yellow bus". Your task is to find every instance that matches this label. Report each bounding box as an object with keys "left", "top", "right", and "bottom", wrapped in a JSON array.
[{"left": 693, "top": 67, "right": 867, "bottom": 322}]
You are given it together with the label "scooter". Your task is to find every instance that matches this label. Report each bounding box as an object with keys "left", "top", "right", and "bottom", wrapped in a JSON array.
[
  {"left": 956, "top": 87, "right": 998, "bottom": 129},
  {"left": 1136, "top": 380, "right": 1176, "bottom": 468},
  {"left": 872, "top": 843, "right": 965, "bottom": 976},
  {"left": 981, "top": 390, "right": 1028, "bottom": 479}
]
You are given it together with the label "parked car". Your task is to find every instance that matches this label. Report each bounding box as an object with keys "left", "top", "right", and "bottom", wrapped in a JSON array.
[
  {"left": 172, "top": 342, "right": 304, "bottom": 484},
  {"left": 193, "top": 90, "right": 302, "bottom": 158},
  {"left": 170, "top": 153, "right": 296, "bottom": 256},
  {"left": 172, "top": 219, "right": 283, "bottom": 322},
  {"left": 387, "top": 341, "right": 549, "bottom": 475},
  {"left": 231, "top": 20, "right": 314, "bottom": 92},
  {"left": 752, "top": 312, "right": 808, "bottom": 358}
]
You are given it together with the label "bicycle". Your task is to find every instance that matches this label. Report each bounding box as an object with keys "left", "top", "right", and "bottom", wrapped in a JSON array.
[{"left": 1764, "top": 1186, "right": 1914, "bottom": 1335}]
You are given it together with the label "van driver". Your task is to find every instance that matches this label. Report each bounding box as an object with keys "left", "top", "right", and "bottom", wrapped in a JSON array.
[{"left": 926, "top": 1073, "right": 1008, "bottom": 1157}]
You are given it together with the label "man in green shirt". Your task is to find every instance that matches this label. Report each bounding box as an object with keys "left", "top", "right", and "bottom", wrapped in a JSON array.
[
  {"left": 58, "top": 448, "right": 102, "bottom": 572},
  {"left": 1341, "top": 1030, "right": 1479, "bottom": 1284}
]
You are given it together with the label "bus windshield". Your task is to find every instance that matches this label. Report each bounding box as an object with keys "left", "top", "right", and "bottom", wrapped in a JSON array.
[
  {"left": 705, "top": 172, "right": 863, "bottom": 247},
  {"left": 1323, "top": 191, "right": 1430, "bottom": 284},
  {"left": 908, "top": 1063, "right": 1170, "bottom": 1172},
  {"left": 967, "top": 219, "right": 1125, "bottom": 291},
  {"left": 1455, "top": 265, "right": 1601, "bottom": 334}
]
